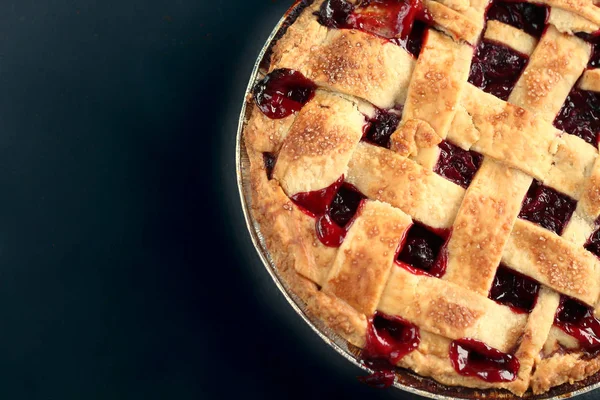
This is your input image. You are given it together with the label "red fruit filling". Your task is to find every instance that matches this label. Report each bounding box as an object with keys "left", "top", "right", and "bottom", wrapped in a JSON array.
[
  {"left": 468, "top": 40, "right": 528, "bottom": 101},
  {"left": 315, "top": 0, "right": 432, "bottom": 55},
  {"left": 253, "top": 69, "right": 316, "bottom": 119},
  {"left": 554, "top": 296, "right": 600, "bottom": 353},
  {"left": 518, "top": 180, "right": 576, "bottom": 235},
  {"left": 486, "top": 0, "right": 548, "bottom": 38},
  {"left": 449, "top": 338, "right": 520, "bottom": 383},
  {"left": 554, "top": 87, "right": 600, "bottom": 147},
  {"left": 434, "top": 140, "right": 483, "bottom": 188},
  {"left": 396, "top": 223, "right": 446, "bottom": 277},
  {"left": 364, "top": 312, "right": 421, "bottom": 365},
  {"left": 489, "top": 265, "right": 540, "bottom": 313},
  {"left": 363, "top": 109, "right": 401, "bottom": 149},
  {"left": 291, "top": 179, "right": 365, "bottom": 247}
]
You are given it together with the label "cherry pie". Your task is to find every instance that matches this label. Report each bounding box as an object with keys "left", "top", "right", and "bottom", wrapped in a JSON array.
[{"left": 242, "top": 0, "right": 600, "bottom": 395}]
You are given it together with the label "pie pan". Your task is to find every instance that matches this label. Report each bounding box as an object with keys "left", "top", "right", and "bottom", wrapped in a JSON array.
[{"left": 235, "top": 1, "right": 600, "bottom": 398}]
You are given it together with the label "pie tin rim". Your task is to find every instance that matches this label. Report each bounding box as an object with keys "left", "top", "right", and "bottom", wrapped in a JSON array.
[{"left": 234, "top": 2, "right": 600, "bottom": 398}]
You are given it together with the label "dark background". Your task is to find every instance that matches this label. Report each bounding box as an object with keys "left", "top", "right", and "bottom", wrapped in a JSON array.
[{"left": 0, "top": 0, "right": 593, "bottom": 399}]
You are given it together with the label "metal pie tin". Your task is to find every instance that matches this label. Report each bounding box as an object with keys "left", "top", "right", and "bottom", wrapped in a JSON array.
[{"left": 235, "top": 2, "right": 600, "bottom": 398}]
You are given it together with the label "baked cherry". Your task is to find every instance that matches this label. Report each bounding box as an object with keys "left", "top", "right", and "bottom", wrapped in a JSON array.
[
  {"left": 434, "top": 140, "right": 483, "bottom": 188},
  {"left": 263, "top": 153, "right": 276, "bottom": 180},
  {"left": 449, "top": 338, "right": 520, "bottom": 383},
  {"left": 401, "top": 19, "right": 428, "bottom": 57},
  {"left": 316, "top": 184, "right": 365, "bottom": 246},
  {"left": 363, "top": 109, "right": 401, "bottom": 148},
  {"left": 554, "top": 88, "right": 600, "bottom": 147},
  {"left": 396, "top": 223, "right": 445, "bottom": 275},
  {"left": 518, "top": 180, "right": 576, "bottom": 235},
  {"left": 315, "top": 0, "right": 354, "bottom": 28},
  {"left": 315, "top": 0, "right": 432, "bottom": 52},
  {"left": 292, "top": 178, "right": 365, "bottom": 247},
  {"left": 489, "top": 265, "right": 540, "bottom": 313},
  {"left": 364, "top": 311, "right": 421, "bottom": 365},
  {"left": 468, "top": 40, "right": 528, "bottom": 101},
  {"left": 554, "top": 296, "right": 600, "bottom": 353},
  {"left": 253, "top": 69, "right": 316, "bottom": 119},
  {"left": 291, "top": 176, "right": 344, "bottom": 217},
  {"left": 584, "top": 221, "right": 600, "bottom": 259},
  {"left": 486, "top": 0, "right": 548, "bottom": 38},
  {"left": 329, "top": 183, "right": 365, "bottom": 227}
]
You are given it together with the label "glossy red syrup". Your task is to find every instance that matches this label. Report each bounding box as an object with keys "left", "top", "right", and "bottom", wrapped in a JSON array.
[
  {"left": 253, "top": 69, "right": 316, "bottom": 119},
  {"left": 486, "top": 0, "right": 549, "bottom": 38},
  {"left": 584, "top": 221, "right": 600, "bottom": 259},
  {"left": 291, "top": 176, "right": 344, "bottom": 216},
  {"left": 363, "top": 109, "right": 401, "bottom": 148},
  {"left": 554, "top": 88, "right": 600, "bottom": 146},
  {"left": 292, "top": 179, "right": 365, "bottom": 247},
  {"left": 434, "top": 140, "right": 483, "bottom": 188},
  {"left": 263, "top": 153, "right": 276, "bottom": 180},
  {"left": 489, "top": 265, "right": 540, "bottom": 313},
  {"left": 449, "top": 338, "right": 520, "bottom": 383},
  {"left": 554, "top": 296, "right": 600, "bottom": 353},
  {"left": 315, "top": 0, "right": 432, "bottom": 54},
  {"left": 518, "top": 180, "right": 576, "bottom": 235},
  {"left": 364, "top": 312, "right": 421, "bottom": 365},
  {"left": 468, "top": 40, "right": 528, "bottom": 101},
  {"left": 396, "top": 223, "right": 445, "bottom": 275}
]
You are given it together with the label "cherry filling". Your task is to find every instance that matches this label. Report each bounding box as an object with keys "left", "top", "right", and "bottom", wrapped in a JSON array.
[
  {"left": 315, "top": 0, "right": 432, "bottom": 54},
  {"left": 554, "top": 296, "right": 600, "bottom": 353},
  {"left": 364, "top": 311, "right": 421, "bottom": 365},
  {"left": 468, "top": 40, "right": 528, "bottom": 101},
  {"left": 486, "top": 0, "right": 548, "bottom": 38},
  {"left": 291, "top": 178, "right": 365, "bottom": 247},
  {"left": 518, "top": 180, "right": 576, "bottom": 235},
  {"left": 329, "top": 184, "right": 365, "bottom": 227},
  {"left": 263, "top": 153, "right": 276, "bottom": 180},
  {"left": 396, "top": 223, "right": 446, "bottom": 277},
  {"left": 553, "top": 88, "right": 600, "bottom": 147},
  {"left": 584, "top": 221, "right": 600, "bottom": 259},
  {"left": 434, "top": 140, "right": 483, "bottom": 188},
  {"left": 363, "top": 109, "right": 401, "bottom": 148},
  {"left": 449, "top": 338, "right": 520, "bottom": 383},
  {"left": 291, "top": 176, "right": 344, "bottom": 216},
  {"left": 253, "top": 69, "right": 316, "bottom": 119},
  {"left": 489, "top": 265, "right": 540, "bottom": 313}
]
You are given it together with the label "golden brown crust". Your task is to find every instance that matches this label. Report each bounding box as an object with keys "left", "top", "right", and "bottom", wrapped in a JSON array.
[
  {"left": 579, "top": 68, "right": 600, "bottom": 92},
  {"left": 324, "top": 201, "right": 412, "bottom": 315},
  {"left": 544, "top": 134, "right": 598, "bottom": 199},
  {"left": 271, "top": 17, "right": 416, "bottom": 109},
  {"left": 533, "top": 0, "right": 600, "bottom": 26},
  {"left": 425, "top": 0, "right": 487, "bottom": 44},
  {"left": 378, "top": 266, "right": 527, "bottom": 352},
  {"left": 549, "top": 7, "right": 600, "bottom": 34},
  {"left": 442, "top": 159, "right": 533, "bottom": 295},
  {"left": 502, "top": 219, "right": 600, "bottom": 306},
  {"left": 400, "top": 29, "right": 473, "bottom": 142},
  {"left": 484, "top": 20, "right": 538, "bottom": 55},
  {"left": 508, "top": 25, "right": 591, "bottom": 122},
  {"left": 346, "top": 142, "right": 465, "bottom": 229},
  {"left": 455, "top": 84, "right": 559, "bottom": 180},
  {"left": 273, "top": 91, "right": 365, "bottom": 195}
]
